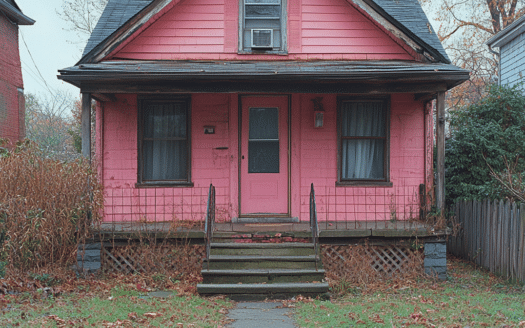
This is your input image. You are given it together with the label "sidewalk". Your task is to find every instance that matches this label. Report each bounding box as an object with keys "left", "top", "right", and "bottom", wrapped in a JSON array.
[{"left": 225, "top": 301, "right": 297, "bottom": 328}]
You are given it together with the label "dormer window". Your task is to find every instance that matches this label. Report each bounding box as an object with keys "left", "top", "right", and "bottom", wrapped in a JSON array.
[{"left": 240, "top": 0, "right": 286, "bottom": 53}]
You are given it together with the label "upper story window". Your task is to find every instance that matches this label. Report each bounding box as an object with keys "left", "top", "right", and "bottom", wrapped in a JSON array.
[{"left": 240, "top": 0, "right": 287, "bottom": 53}]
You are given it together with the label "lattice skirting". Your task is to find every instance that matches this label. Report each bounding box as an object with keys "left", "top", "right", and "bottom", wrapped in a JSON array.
[
  {"left": 101, "top": 244, "right": 205, "bottom": 275},
  {"left": 322, "top": 244, "right": 423, "bottom": 278}
]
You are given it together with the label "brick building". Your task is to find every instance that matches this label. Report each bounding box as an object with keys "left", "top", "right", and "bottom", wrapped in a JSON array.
[{"left": 0, "top": 0, "right": 34, "bottom": 143}]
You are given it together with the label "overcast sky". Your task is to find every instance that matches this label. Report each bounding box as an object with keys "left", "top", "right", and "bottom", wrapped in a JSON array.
[{"left": 16, "top": 0, "right": 86, "bottom": 100}]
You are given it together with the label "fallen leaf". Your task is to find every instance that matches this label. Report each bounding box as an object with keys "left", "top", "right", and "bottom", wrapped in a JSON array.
[{"left": 144, "top": 312, "right": 162, "bottom": 318}]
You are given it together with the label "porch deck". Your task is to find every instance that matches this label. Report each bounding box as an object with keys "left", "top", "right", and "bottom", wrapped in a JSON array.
[{"left": 96, "top": 220, "right": 449, "bottom": 241}]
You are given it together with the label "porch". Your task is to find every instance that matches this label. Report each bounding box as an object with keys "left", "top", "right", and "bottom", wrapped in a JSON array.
[{"left": 97, "top": 220, "right": 447, "bottom": 240}]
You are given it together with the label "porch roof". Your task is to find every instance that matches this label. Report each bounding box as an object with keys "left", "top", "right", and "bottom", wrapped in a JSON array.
[{"left": 58, "top": 60, "right": 469, "bottom": 95}]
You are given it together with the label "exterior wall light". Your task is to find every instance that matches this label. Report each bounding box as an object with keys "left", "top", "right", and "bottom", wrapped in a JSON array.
[{"left": 312, "top": 97, "right": 324, "bottom": 128}]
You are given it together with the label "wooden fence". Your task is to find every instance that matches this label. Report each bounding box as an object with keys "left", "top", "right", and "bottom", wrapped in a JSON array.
[{"left": 448, "top": 200, "right": 525, "bottom": 282}]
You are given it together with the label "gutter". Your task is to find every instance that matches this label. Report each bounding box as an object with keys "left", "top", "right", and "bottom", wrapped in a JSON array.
[{"left": 487, "top": 45, "right": 501, "bottom": 86}]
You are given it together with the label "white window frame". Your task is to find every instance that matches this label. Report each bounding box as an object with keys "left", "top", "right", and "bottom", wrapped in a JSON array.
[{"left": 238, "top": 0, "right": 287, "bottom": 53}]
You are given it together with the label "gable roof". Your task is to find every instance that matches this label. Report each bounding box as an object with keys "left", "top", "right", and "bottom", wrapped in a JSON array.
[
  {"left": 486, "top": 14, "right": 525, "bottom": 49},
  {"left": 368, "top": 0, "right": 449, "bottom": 63},
  {"left": 82, "top": 0, "right": 151, "bottom": 58},
  {"left": 0, "top": 0, "right": 35, "bottom": 25},
  {"left": 80, "top": 0, "right": 449, "bottom": 64}
]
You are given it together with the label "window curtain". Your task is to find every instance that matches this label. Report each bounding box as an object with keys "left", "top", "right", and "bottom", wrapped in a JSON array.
[
  {"left": 341, "top": 101, "right": 385, "bottom": 180},
  {"left": 143, "top": 102, "right": 187, "bottom": 181}
]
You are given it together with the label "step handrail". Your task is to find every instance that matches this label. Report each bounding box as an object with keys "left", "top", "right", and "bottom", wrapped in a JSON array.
[
  {"left": 309, "top": 183, "right": 320, "bottom": 271},
  {"left": 204, "top": 183, "right": 216, "bottom": 271}
]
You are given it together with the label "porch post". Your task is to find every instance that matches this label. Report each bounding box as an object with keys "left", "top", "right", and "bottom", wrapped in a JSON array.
[
  {"left": 81, "top": 92, "right": 91, "bottom": 160},
  {"left": 436, "top": 91, "right": 445, "bottom": 212}
]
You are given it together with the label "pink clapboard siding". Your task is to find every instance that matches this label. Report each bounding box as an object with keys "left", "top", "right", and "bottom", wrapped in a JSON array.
[
  {"left": 111, "top": 0, "right": 414, "bottom": 61},
  {"left": 98, "top": 93, "right": 430, "bottom": 223}
]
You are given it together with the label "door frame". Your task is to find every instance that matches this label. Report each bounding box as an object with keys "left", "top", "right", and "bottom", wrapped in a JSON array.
[{"left": 238, "top": 94, "right": 292, "bottom": 217}]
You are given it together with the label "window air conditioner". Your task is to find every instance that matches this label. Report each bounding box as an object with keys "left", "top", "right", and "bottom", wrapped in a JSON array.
[{"left": 251, "top": 29, "right": 273, "bottom": 49}]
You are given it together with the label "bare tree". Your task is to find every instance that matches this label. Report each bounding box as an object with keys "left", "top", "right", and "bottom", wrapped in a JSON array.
[
  {"left": 420, "top": 0, "right": 525, "bottom": 109},
  {"left": 57, "top": 0, "right": 108, "bottom": 46},
  {"left": 25, "top": 93, "right": 78, "bottom": 159}
]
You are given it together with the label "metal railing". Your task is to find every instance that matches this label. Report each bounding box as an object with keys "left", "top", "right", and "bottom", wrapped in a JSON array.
[
  {"left": 204, "top": 184, "right": 216, "bottom": 270},
  {"left": 309, "top": 183, "right": 320, "bottom": 271}
]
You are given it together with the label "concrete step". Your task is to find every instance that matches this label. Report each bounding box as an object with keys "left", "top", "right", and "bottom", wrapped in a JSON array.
[
  {"left": 210, "top": 242, "right": 316, "bottom": 256},
  {"left": 201, "top": 268, "right": 325, "bottom": 284},
  {"left": 196, "top": 282, "right": 330, "bottom": 299},
  {"left": 204, "top": 255, "right": 319, "bottom": 270}
]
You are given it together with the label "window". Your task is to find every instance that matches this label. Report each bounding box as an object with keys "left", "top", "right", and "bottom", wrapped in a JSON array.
[
  {"left": 138, "top": 98, "right": 191, "bottom": 185},
  {"left": 248, "top": 107, "right": 280, "bottom": 173},
  {"left": 240, "top": 0, "right": 286, "bottom": 52},
  {"left": 338, "top": 98, "right": 389, "bottom": 184}
]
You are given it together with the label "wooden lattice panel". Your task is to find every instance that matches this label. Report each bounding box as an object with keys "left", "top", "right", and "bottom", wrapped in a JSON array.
[
  {"left": 322, "top": 244, "right": 421, "bottom": 278},
  {"left": 101, "top": 244, "right": 205, "bottom": 275}
]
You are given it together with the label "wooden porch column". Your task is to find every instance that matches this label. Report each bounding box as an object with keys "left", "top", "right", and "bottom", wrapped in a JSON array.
[
  {"left": 436, "top": 91, "right": 445, "bottom": 212},
  {"left": 81, "top": 93, "right": 92, "bottom": 160}
]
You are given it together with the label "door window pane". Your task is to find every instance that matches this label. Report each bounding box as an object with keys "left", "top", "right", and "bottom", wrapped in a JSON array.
[
  {"left": 249, "top": 107, "right": 279, "bottom": 173},
  {"left": 249, "top": 141, "right": 279, "bottom": 173}
]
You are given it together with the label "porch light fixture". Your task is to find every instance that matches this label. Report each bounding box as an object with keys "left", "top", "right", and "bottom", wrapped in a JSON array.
[{"left": 312, "top": 97, "right": 324, "bottom": 128}]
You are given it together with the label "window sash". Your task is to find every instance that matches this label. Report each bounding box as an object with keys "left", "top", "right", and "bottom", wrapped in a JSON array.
[
  {"left": 241, "top": 0, "right": 284, "bottom": 51},
  {"left": 139, "top": 99, "right": 190, "bottom": 183},
  {"left": 339, "top": 100, "right": 388, "bottom": 181}
]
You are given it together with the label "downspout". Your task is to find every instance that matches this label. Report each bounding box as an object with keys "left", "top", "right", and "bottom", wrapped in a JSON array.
[{"left": 488, "top": 45, "right": 501, "bottom": 85}]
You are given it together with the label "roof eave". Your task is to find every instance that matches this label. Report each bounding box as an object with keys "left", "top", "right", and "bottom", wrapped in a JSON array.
[
  {"left": 487, "top": 15, "right": 525, "bottom": 48},
  {"left": 57, "top": 61, "right": 470, "bottom": 92},
  {"left": 0, "top": 2, "right": 35, "bottom": 25}
]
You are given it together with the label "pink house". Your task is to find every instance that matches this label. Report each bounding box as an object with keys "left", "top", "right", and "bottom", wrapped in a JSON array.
[
  {"left": 0, "top": 0, "right": 34, "bottom": 144},
  {"left": 59, "top": 0, "right": 468, "bottom": 225},
  {"left": 61, "top": 0, "right": 468, "bottom": 289}
]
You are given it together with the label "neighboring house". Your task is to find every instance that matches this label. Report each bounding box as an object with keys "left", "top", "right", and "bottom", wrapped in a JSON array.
[
  {"left": 58, "top": 0, "right": 468, "bottom": 226},
  {"left": 0, "top": 0, "right": 34, "bottom": 143},
  {"left": 487, "top": 15, "right": 525, "bottom": 88}
]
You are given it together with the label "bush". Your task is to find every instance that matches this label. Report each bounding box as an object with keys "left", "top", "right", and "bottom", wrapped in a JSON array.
[
  {"left": 446, "top": 84, "right": 525, "bottom": 204},
  {"left": 0, "top": 139, "right": 103, "bottom": 270}
]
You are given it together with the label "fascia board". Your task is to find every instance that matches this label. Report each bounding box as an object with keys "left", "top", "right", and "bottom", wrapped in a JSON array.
[
  {"left": 78, "top": 0, "right": 173, "bottom": 65},
  {"left": 352, "top": 0, "right": 449, "bottom": 64}
]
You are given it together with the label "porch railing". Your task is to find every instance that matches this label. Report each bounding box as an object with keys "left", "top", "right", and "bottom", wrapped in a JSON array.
[
  {"left": 204, "top": 184, "right": 216, "bottom": 270},
  {"left": 309, "top": 183, "right": 320, "bottom": 271}
]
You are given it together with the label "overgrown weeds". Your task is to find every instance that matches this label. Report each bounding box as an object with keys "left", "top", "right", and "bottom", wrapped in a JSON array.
[
  {"left": 0, "top": 139, "right": 103, "bottom": 271},
  {"left": 101, "top": 220, "right": 205, "bottom": 293}
]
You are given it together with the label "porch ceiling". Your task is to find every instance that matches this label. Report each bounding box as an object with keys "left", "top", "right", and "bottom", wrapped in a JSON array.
[{"left": 58, "top": 60, "right": 469, "bottom": 95}]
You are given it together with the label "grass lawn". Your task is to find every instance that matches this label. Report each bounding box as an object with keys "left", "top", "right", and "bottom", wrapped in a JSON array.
[
  {"left": 0, "top": 285, "right": 233, "bottom": 327},
  {"left": 1, "top": 257, "right": 524, "bottom": 327},
  {"left": 294, "top": 258, "right": 525, "bottom": 327}
]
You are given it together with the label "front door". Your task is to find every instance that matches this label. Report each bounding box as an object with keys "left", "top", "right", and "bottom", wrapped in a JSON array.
[{"left": 240, "top": 96, "right": 289, "bottom": 216}]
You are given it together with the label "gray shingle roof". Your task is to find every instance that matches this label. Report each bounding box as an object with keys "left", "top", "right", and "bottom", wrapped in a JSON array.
[
  {"left": 82, "top": 0, "right": 152, "bottom": 57},
  {"left": 371, "top": 0, "right": 449, "bottom": 62},
  {"left": 82, "top": 0, "right": 449, "bottom": 63}
]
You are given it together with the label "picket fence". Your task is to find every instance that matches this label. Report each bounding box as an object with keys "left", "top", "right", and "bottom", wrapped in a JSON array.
[{"left": 448, "top": 200, "right": 525, "bottom": 282}]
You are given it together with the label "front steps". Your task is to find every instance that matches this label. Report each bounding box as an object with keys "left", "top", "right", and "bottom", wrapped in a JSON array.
[{"left": 197, "top": 242, "right": 329, "bottom": 300}]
